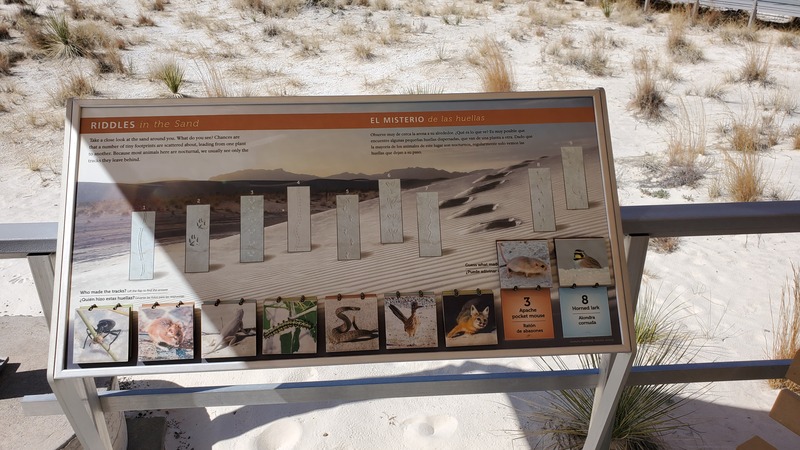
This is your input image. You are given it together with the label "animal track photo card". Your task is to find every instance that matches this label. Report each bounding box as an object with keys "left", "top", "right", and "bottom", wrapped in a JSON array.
[
  {"left": 263, "top": 296, "right": 318, "bottom": 356},
  {"left": 442, "top": 291, "right": 498, "bottom": 348},
  {"left": 554, "top": 238, "right": 613, "bottom": 287},
  {"left": 72, "top": 305, "right": 131, "bottom": 364},
  {"left": 383, "top": 292, "right": 438, "bottom": 350},
  {"left": 138, "top": 302, "right": 195, "bottom": 361},
  {"left": 200, "top": 300, "right": 257, "bottom": 359},
  {"left": 496, "top": 240, "right": 553, "bottom": 289},
  {"left": 324, "top": 294, "right": 379, "bottom": 353}
]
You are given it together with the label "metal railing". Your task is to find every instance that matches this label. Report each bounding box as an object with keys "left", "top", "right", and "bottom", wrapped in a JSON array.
[{"left": 2, "top": 200, "right": 799, "bottom": 449}]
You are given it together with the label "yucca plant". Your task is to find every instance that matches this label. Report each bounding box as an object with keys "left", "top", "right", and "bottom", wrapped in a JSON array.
[
  {"left": 533, "top": 287, "right": 702, "bottom": 449},
  {"left": 43, "top": 14, "right": 84, "bottom": 58},
  {"left": 150, "top": 58, "right": 185, "bottom": 97}
]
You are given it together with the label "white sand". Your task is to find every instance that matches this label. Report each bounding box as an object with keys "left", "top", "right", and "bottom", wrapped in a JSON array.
[{"left": 2, "top": 0, "right": 800, "bottom": 448}]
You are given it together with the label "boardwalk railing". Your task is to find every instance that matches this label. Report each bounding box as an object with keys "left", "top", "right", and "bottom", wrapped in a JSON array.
[
  {"left": 658, "top": 0, "right": 800, "bottom": 23},
  {"left": 2, "top": 200, "right": 799, "bottom": 449}
]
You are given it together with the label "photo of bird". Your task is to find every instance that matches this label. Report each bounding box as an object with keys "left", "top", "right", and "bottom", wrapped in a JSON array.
[
  {"left": 388, "top": 301, "right": 420, "bottom": 338},
  {"left": 573, "top": 249, "right": 603, "bottom": 269}
]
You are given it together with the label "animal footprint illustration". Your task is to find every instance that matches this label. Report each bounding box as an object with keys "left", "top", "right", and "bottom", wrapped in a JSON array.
[
  {"left": 196, "top": 218, "right": 208, "bottom": 230},
  {"left": 188, "top": 234, "right": 199, "bottom": 246}
]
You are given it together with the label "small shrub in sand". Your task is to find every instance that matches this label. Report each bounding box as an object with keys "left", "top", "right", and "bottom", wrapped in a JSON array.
[
  {"left": 149, "top": 58, "right": 185, "bottom": 97},
  {"left": 561, "top": 38, "right": 610, "bottom": 77},
  {"left": 472, "top": 37, "right": 514, "bottom": 92},
  {"left": 722, "top": 149, "right": 764, "bottom": 202},
  {"left": 403, "top": 83, "right": 444, "bottom": 95},
  {"left": 630, "top": 49, "right": 665, "bottom": 120},
  {"left": 739, "top": 43, "right": 771, "bottom": 84},
  {"left": 51, "top": 72, "right": 95, "bottom": 106},
  {"left": 769, "top": 264, "right": 800, "bottom": 394},
  {"left": 136, "top": 13, "right": 155, "bottom": 27}
]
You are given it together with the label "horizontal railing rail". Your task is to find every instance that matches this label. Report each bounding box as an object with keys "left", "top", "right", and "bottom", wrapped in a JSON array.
[{"left": 4, "top": 200, "right": 800, "bottom": 420}]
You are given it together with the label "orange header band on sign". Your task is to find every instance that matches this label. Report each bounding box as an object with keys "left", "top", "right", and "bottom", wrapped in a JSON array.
[{"left": 79, "top": 107, "right": 595, "bottom": 134}]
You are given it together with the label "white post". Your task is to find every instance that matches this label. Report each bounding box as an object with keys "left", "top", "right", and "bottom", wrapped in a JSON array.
[
  {"left": 749, "top": 0, "right": 758, "bottom": 28},
  {"left": 27, "top": 254, "right": 56, "bottom": 328},
  {"left": 583, "top": 235, "right": 648, "bottom": 447}
]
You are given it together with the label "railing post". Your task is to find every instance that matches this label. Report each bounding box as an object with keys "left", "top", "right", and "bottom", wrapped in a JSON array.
[
  {"left": 749, "top": 0, "right": 759, "bottom": 27},
  {"left": 27, "top": 253, "right": 56, "bottom": 328}
]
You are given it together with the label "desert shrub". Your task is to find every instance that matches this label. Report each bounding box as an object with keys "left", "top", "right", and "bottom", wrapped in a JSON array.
[
  {"left": 722, "top": 149, "right": 763, "bottom": 202},
  {"left": 74, "top": 21, "right": 125, "bottom": 51},
  {"left": 534, "top": 286, "right": 701, "bottom": 449},
  {"left": 472, "top": 37, "right": 514, "bottom": 92},
  {"left": 616, "top": 0, "right": 645, "bottom": 27},
  {"left": 149, "top": 58, "right": 185, "bottom": 96},
  {"left": 769, "top": 264, "right": 800, "bottom": 393},
  {"left": 561, "top": 38, "right": 610, "bottom": 77},
  {"left": 719, "top": 22, "right": 759, "bottom": 44},
  {"left": 630, "top": 50, "right": 665, "bottom": 120},
  {"left": 739, "top": 43, "right": 771, "bottom": 83},
  {"left": 51, "top": 72, "right": 95, "bottom": 106},
  {"left": 0, "top": 51, "right": 10, "bottom": 75},
  {"left": 778, "top": 32, "right": 799, "bottom": 48},
  {"left": 232, "top": 0, "right": 305, "bottom": 17},
  {"left": 372, "top": 0, "right": 391, "bottom": 11}
]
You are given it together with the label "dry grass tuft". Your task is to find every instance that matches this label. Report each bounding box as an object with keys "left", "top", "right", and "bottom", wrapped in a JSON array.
[
  {"left": 232, "top": 0, "right": 305, "bottom": 18},
  {"left": 664, "top": 99, "right": 709, "bottom": 187},
  {"left": 769, "top": 264, "right": 800, "bottom": 393},
  {"left": 722, "top": 149, "right": 764, "bottom": 202},
  {"left": 719, "top": 22, "right": 759, "bottom": 44},
  {"left": 472, "top": 37, "right": 514, "bottom": 92},
  {"left": 650, "top": 236, "right": 681, "bottom": 254},
  {"left": 722, "top": 103, "right": 782, "bottom": 153},
  {"left": 739, "top": 43, "right": 771, "bottom": 83},
  {"left": 403, "top": 83, "right": 444, "bottom": 95},
  {"left": 51, "top": 72, "right": 95, "bottom": 106},
  {"left": 630, "top": 49, "right": 665, "bottom": 120},
  {"left": 0, "top": 21, "right": 11, "bottom": 40},
  {"left": 790, "top": 124, "right": 800, "bottom": 150},
  {"left": 136, "top": 13, "right": 155, "bottom": 27},
  {"left": 353, "top": 42, "right": 375, "bottom": 60},
  {"left": 667, "top": 14, "right": 703, "bottom": 63},
  {"left": 195, "top": 58, "right": 230, "bottom": 97},
  {"left": 616, "top": 0, "right": 645, "bottom": 27},
  {"left": 92, "top": 48, "right": 127, "bottom": 74}
]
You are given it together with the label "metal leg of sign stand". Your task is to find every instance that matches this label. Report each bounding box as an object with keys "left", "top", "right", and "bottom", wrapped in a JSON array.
[
  {"left": 29, "top": 253, "right": 117, "bottom": 450},
  {"left": 583, "top": 235, "right": 648, "bottom": 449}
]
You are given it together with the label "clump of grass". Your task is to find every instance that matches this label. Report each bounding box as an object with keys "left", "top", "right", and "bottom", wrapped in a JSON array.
[
  {"left": 136, "top": 13, "right": 155, "bottom": 27},
  {"left": 790, "top": 124, "right": 800, "bottom": 150},
  {"left": 667, "top": 14, "right": 703, "bottom": 63},
  {"left": 561, "top": 37, "right": 610, "bottom": 77},
  {"left": 150, "top": 0, "right": 167, "bottom": 12},
  {"left": 739, "top": 43, "right": 771, "bottom": 83},
  {"left": 471, "top": 37, "right": 514, "bottom": 92},
  {"left": 599, "top": 0, "right": 614, "bottom": 18},
  {"left": 195, "top": 58, "right": 229, "bottom": 97},
  {"left": 778, "top": 32, "right": 799, "bottom": 48},
  {"left": 722, "top": 149, "right": 764, "bottom": 202},
  {"left": 353, "top": 42, "right": 374, "bottom": 60},
  {"left": 372, "top": 0, "right": 391, "bottom": 11},
  {"left": 0, "top": 21, "right": 11, "bottom": 40},
  {"left": 630, "top": 49, "right": 665, "bottom": 120},
  {"left": 719, "top": 22, "right": 759, "bottom": 44},
  {"left": 233, "top": 0, "right": 305, "bottom": 17},
  {"left": 664, "top": 100, "right": 708, "bottom": 187},
  {"left": 534, "top": 286, "right": 701, "bottom": 449},
  {"left": 650, "top": 236, "right": 681, "bottom": 254},
  {"left": 51, "top": 72, "right": 95, "bottom": 106},
  {"left": 721, "top": 104, "right": 782, "bottom": 153},
  {"left": 616, "top": 0, "right": 645, "bottom": 27},
  {"left": 0, "top": 50, "right": 12, "bottom": 75},
  {"left": 769, "top": 264, "right": 800, "bottom": 394},
  {"left": 149, "top": 58, "right": 185, "bottom": 97},
  {"left": 403, "top": 83, "right": 444, "bottom": 95},
  {"left": 92, "top": 49, "right": 127, "bottom": 74}
]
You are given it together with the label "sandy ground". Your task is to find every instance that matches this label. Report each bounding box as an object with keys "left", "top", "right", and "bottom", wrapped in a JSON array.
[{"left": 2, "top": 0, "right": 800, "bottom": 448}]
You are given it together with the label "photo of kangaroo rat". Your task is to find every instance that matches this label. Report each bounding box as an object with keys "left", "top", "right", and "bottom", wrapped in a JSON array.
[
  {"left": 496, "top": 240, "right": 553, "bottom": 289},
  {"left": 138, "top": 302, "right": 194, "bottom": 361}
]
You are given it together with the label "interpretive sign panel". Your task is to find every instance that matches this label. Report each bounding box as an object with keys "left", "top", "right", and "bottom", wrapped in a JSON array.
[{"left": 52, "top": 91, "right": 633, "bottom": 378}]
